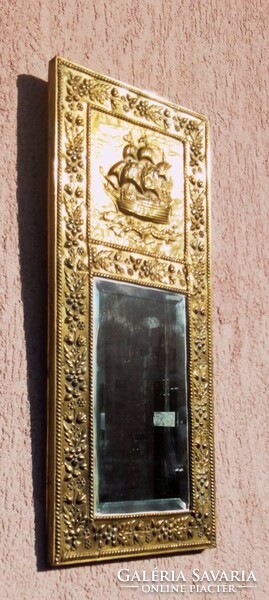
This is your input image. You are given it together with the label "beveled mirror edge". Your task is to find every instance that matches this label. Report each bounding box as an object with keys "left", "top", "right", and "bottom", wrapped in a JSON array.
[{"left": 47, "top": 56, "right": 216, "bottom": 567}]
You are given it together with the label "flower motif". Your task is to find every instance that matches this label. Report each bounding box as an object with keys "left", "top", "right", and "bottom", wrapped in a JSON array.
[
  {"left": 64, "top": 363, "right": 86, "bottom": 389},
  {"left": 65, "top": 216, "right": 83, "bottom": 237},
  {"left": 65, "top": 141, "right": 84, "bottom": 174},
  {"left": 195, "top": 401, "right": 208, "bottom": 423},
  {"left": 68, "top": 399, "right": 76, "bottom": 409},
  {"left": 64, "top": 528, "right": 83, "bottom": 549},
  {"left": 93, "top": 524, "right": 122, "bottom": 548},
  {"left": 140, "top": 260, "right": 150, "bottom": 277},
  {"left": 76, "top": 335, "right": 86, "bottom": 347},
  {"left": 173, "top": 115, "right": 188, "bottom": 132},
  {"left": 66, "top": 290, "right": 86, "bottom": 315},
  {"left": 134, "top": 99, "right": 149, "bottom": 117},
  {"left": 195, "top": 430, "right": 209, "bottom": 451},
  {"left": 77, "top": 79, "right": 89, "bottom": 97},
  {"left": 67, "top": 480, "right": 75, "bottom": 491},
  {"left": 64, "top": 445, "right": 87, "bottom": 479},
  {"left": 76, "top": 477, "right": 86, "bottom": 489},
  {"left": 66, "top": 143, "right": 83, "bottom": 163},
  {"left": 77, "top": 398, "right": 85, "bottom": 408},
  {"left": 190, "top": 201, "right": 204, "bottom": 230},
  {"left": 84, "top": 527, "right": 92, "bottom": 549},
  {"left": 126, "top": 93, "right": 137, "bottom": 108},
  {"left": 194, "top": 327, "right": 207, "bottom": 358},
  {"left": 150, "top": 519, "right": 172, "bottom": 542},
  {"left": 157, "top": 520, "right": 173, "bottom": 542},
  {"left": 185, "top": 120, "right": 198, "bottom": 134},
  {"left": 64, "top": 384, "right": 83, "bottom": 403},
  {"left": 196, "top": 469, "right": 210, "bottom": 499}
]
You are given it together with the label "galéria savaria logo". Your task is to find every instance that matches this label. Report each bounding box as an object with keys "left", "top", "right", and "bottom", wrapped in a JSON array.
[{"left": 117, "top": 568, "right": 257, "bottom": 594}]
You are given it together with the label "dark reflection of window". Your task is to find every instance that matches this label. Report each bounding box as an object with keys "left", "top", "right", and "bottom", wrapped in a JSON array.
[{"left": 93, "top": 278, "right": 189, "bottom": 514}]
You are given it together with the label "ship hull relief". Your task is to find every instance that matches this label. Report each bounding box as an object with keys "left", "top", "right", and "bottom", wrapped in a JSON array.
[{"left": 115, "top": 190, "right": 170, "bottom": 225}]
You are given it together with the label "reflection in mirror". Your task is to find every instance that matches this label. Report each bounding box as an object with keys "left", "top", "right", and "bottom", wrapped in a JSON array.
[{"left": 93, "top": 278, "right": 189, "bottom": 515}]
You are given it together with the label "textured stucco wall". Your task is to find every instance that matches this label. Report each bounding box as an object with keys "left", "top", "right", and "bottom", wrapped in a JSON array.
[{"left": 1, "top": 1, "right": 268, "bottom": 599}]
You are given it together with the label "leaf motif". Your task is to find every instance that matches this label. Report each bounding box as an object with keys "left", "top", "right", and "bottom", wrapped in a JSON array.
[
  {"left": 65, "top": 384, "right": 74, "bottom": 394},
  {"left": 133, "top": 533, "right": 144, "bottom": 545},
  {"left": 65, "top": 270, "right": 75, "bottom": 293},
  {"left": 76, "top": 493, "right": 87, "bottom": 504},
  {"left": 73, "top": 132, "right": 84, "bottom": 145},
  {"left": 78, "top": 461, "right": 87, "bottom": 471},
  {"left": 64, "top": 204, "right": 74, "bottom": 220},
  {"left": 78, "top": 431, "right": 87, "bottom": 444},
  {"left": 89, "top": 82, "right": 110, "bottom": 104},
  {"left": 63, "top": 493, "right": 73, "bottom": 505},
  {"left": 76, "top": 274, "right": 86, "bottom": 292},
  {"left": 115, "top": 264, "right": 124, "bottom": 274},
  {"left": 63, "top": 504, "right": 74, "bottom": 529},
  {"left": 76, "top": 507, "right": 87, "bottom": 525},
  {"left": 76, "top": 408, "right": 86, "bottom": 420},
  {"left": 63, "top": 423, "right": 74, "bottom": 446},
  {"left": 76, "top": 349, "right": 86, "bottom": 366},
  {"left": 64, "top": 119, "right": 73, "bottom": 143},
  {"left": 145, "top": 106, "right": 164, "bottom": 126},
  {"left": 64, "top": 345, "right": 75, "bottom": 369}
]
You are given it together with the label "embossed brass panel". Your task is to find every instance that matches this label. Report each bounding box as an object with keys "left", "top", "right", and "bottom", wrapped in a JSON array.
[{"left": 47, "top": 56, "right": 215, "bottom": 566}]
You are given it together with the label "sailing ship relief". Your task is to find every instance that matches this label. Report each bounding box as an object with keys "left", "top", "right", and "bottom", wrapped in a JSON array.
[{"left": 102, "top": 132, "right": 173, "bottom": 225}]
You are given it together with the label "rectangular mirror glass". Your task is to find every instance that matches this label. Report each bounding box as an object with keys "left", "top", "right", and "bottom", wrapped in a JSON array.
[{"left": 93, "top": 278, "right": 189, "bottom": 515}]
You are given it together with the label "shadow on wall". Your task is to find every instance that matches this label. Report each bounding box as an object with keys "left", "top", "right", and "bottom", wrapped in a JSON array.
[{"left": 17, "top": 75, "right": 48, "bottom": 571}]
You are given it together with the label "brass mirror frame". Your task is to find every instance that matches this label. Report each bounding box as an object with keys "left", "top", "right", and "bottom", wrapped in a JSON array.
[{"left": 47, "top": 56, "right": 215, "bottom": 566}]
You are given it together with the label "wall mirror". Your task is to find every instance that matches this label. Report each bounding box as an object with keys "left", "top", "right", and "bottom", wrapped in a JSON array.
[{"left": 47, "top": 57, "right": 215, "bottom": 566}]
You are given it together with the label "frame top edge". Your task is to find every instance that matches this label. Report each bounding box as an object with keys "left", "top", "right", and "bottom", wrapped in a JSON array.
[{"left": 49, "top": 55, "right": 209, "bottom": 125}]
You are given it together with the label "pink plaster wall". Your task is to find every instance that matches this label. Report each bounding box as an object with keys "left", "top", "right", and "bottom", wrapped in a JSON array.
[{"left": 1, "top": 1, "right": 268, "bottom": 598}]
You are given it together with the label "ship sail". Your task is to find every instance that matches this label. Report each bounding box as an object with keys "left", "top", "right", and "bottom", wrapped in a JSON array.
[
  {"left": 119, "top": 161, "right": 144, "bottom": 194},
  {"left": 107, "top": 160, "right": 126, "bottom": 188},
  {"left": 103, "top": 132, "right": 173, "bottom": 225}
]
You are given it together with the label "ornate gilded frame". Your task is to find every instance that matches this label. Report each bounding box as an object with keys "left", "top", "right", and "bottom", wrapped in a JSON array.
[{"left": 47, "top": 56, "right": 215, "bottom": 566}]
